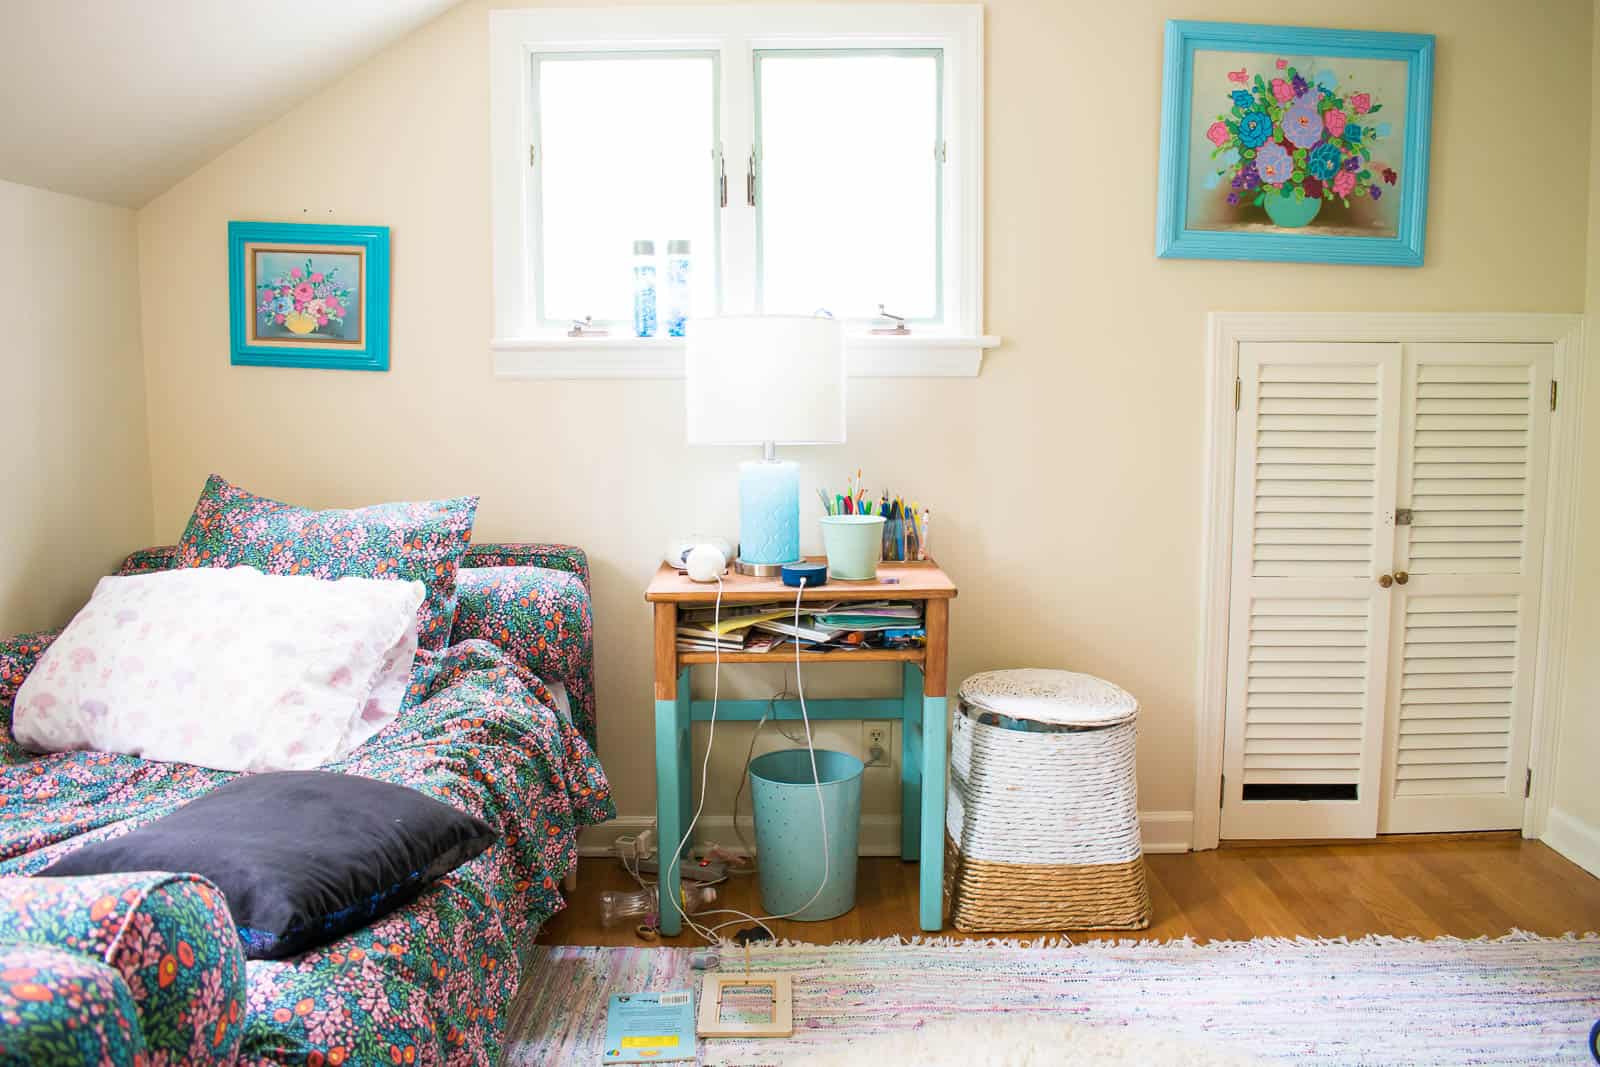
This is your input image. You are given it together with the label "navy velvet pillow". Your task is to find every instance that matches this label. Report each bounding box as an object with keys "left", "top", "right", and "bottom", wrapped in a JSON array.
[{"left": 41, "top": 771, "right": 497, "bottom": 960}]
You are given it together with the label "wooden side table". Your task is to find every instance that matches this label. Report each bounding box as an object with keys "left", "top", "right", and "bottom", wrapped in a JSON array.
[{"left": 645, "top": 559, "right": 957, "bottom": 935}]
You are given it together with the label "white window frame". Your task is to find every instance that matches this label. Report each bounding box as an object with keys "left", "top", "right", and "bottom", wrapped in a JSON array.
[{"left": 489, "top": 4, "right": 996, "bottom": 378}]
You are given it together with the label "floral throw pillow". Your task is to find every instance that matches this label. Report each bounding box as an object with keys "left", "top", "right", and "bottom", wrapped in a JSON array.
[{"left": 176, "top": 474, "right": 478, "bottom": 650}]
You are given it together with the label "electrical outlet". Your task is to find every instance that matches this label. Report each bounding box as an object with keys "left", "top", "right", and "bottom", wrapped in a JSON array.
[{"left": 863, "top": 722, "right": 891, "bottom": 768}]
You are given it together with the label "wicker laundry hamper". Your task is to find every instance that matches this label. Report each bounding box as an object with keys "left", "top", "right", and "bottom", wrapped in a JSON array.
[{"left": 944, "top": 669, "right": 1151, "bottom": 931}]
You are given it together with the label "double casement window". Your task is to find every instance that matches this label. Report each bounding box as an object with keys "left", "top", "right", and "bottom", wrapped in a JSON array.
[{"left": 490, "top": 6, "right": 993, "bottom": 377}]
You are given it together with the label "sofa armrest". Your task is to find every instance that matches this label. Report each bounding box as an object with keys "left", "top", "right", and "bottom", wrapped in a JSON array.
[
  {"left": 0, "top": 873, "right": 246, "bottom": 1065},
  {"left": 116, "top": 545, "right": 181, "bottom": 576},
  {"left": 464, "top": 542, "right": 591, "bottom": 592},
  {"left": 1, "top": 630, "right": 60, "bottom": 745},
  {"left": 120, "top": 541, "right": 597, "bottom": 590},
  {"left": 0, "top": 943, "right": 147, "bottom": 1065},
  {"left": 450, "top": 565, "right": 597, "bottom": 744}
]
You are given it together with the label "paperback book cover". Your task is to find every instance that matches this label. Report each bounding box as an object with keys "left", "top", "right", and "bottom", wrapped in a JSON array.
[{"left": 603, "top": 990, "right": 696, "bottom": 1064}]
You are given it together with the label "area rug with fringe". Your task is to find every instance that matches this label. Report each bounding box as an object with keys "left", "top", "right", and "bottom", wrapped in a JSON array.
[{"left": 504, "top": 933, "right": 1600, "bottom": 1065}]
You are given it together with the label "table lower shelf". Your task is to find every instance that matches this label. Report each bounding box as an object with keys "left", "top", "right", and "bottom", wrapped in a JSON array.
[{"left": 676, "top": 648, "right": 925, "bottom": 665}]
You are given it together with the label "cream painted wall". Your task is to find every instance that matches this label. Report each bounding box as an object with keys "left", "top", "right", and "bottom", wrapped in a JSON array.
[
  {"left": 1546, "top": 0, "right": 1600, "bottom": 872},
  {"left": 1, "top": 179, "right": 153, "bottom": 636},
  {"left": 135, "top": 0, "right": 1595, "bottom": 836}
]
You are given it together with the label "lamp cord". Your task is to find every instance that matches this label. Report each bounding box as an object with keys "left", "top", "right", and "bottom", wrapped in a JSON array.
[{"left": 656, "top": 577, "right": 833, "bottom": 944}]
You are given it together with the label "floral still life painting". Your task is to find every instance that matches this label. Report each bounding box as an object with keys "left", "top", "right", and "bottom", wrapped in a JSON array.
[
  {"left": 228, "top": 221, "right": 391, "bottom": 371},
  {"left": 1201, "top": 58, "right": 1398, "bottom": 232},
  {"left": 1156, "top": 22, "right": 1434, "bottom": 266},
  {"left": 253, "top": 251, "right": 361, "bottom": 342}
]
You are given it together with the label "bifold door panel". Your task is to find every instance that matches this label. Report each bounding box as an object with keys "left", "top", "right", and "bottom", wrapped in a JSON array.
[{"left": 1378, "top": 344, "right": 1551, "bottom": 833}]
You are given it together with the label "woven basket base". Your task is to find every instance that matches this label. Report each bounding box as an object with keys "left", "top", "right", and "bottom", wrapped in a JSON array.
[{"left": 943, "top": 836, "right": 1152, "bottom": 932}]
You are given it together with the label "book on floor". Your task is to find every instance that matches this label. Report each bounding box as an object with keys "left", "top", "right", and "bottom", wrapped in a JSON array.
[{"left": 603, "top": 990, "right": 696, "bottom": 1064}]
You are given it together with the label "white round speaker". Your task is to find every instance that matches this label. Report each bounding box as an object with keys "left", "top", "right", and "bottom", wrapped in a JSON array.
[{"left": 685, "top": 543, "right": 727, "bottom": 582}]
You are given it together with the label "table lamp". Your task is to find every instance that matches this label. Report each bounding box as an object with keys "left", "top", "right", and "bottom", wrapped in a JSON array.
[{"left": 686, "top": 315, "right": 846, "bottom": 575}]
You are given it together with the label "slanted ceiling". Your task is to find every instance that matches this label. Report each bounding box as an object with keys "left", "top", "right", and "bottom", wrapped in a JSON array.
[{"left": 0, "top": 0, "right": 463, "bottom": 208}]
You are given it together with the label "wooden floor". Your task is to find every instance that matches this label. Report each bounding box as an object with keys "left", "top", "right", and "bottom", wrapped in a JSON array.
[{"left": 537, "top": 834, "right": 1600, "bottom": 947}]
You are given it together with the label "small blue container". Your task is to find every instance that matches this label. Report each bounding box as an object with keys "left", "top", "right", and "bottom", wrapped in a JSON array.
[
  {"left": 781, "top": 562, "right": 827, "bottom": 587},
  {"left": 748, "top": 749, "right": 863, "bottom": 921}
]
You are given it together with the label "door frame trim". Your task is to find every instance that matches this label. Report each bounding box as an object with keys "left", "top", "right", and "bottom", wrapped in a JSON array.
[{"left": 1194, "top": 312, "right": 1586, "bottom": 850}]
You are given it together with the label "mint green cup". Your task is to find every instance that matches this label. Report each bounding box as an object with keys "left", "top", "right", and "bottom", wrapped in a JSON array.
[{"left": 819, "top": 515, "right": 886, "bottom": 581}]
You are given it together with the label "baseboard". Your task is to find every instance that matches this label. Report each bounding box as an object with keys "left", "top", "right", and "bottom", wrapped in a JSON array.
[
  {"left": 1542, "top": 807, "right": 1600, "bottom": 879},
  {"left": 1137, "top": 811, "right": 1194, "bottom": 854},
  {"left": 580, "top": 810, "right": 1195, "bottom": 858}
]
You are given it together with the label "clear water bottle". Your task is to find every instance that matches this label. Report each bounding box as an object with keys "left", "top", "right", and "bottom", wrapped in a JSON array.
[
  {"left": 632, "top": 240, "right": 657, "bottom": 338},
  {"left": 663, "top": 239, "right": 691, "bottom": 337},
  {"left": 598, "top": 883, "right": 716, "bottom": 927}
]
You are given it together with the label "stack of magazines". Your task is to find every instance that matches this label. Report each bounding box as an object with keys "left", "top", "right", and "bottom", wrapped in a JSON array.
[{"left": 676, "top": 601, "right": 925, "bottom": 653}]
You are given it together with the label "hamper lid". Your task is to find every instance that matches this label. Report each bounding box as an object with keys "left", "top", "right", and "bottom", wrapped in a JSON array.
[{"left": 958, "top": 669, "right": 1138, "bottom": 728}]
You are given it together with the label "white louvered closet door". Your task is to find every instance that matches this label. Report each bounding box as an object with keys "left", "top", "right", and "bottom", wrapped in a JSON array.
[
  {"left": 1378, "top": 343, "right": 1553, "bottom": 833},
  {"left": 1221, "top": 343, "right": 1402, "bottom": 839}
]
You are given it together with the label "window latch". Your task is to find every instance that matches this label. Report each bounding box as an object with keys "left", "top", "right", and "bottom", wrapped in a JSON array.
[
  {"left": 717, "top": 148, "right": 728, "bottom": 208},
  {"left": 870, "top": 304, "right": 910, "bottom": 336},
  {"left": 567, "top": 316, "right": 610, "bottom": 338},
  {"left": 746, "top": 148, "right": 758, "bottom": 207}
]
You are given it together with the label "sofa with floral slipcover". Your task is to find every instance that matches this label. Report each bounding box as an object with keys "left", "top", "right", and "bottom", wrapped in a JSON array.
[{"left": 0, "top": 542, "right": 613, "bottom": 1066}]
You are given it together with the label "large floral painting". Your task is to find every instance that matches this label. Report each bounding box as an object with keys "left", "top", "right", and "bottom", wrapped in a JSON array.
[
  {"left": 1190, "top": 52, "right": 1404, "bottom": 234},
  {"left": 1156, "top": 22, "right": 1434, "bottom": 266}
]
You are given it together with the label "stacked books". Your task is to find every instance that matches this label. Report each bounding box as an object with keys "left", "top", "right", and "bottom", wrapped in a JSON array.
[{"left": 675, "top": 601, "right": 925, "bottom": 653}]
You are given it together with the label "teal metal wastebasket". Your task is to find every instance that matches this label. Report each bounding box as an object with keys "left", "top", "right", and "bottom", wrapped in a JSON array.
[{"left": 749, "top": 748, "right": 864, "bottom": 921}]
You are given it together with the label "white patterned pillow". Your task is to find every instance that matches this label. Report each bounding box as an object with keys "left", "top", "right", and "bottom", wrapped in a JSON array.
[{"left": 14, "top": 567, "right": 424, "bottom": 771}]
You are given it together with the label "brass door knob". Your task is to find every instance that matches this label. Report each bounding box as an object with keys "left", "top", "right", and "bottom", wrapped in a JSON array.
[
  {"left": 1394, "top": 570, "right": 1409, "bottom": 585},
  {"left": 1378, "top": 574, "right": 1394, "bottom": 588}
]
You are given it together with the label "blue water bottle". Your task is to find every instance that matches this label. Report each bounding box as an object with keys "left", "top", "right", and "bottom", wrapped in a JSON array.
[
  {"left": 663, "top": 239, "right": 691, "bottom": 337},
  {"left": 632, "top": 240, "right": 657, "bottom": 338}
]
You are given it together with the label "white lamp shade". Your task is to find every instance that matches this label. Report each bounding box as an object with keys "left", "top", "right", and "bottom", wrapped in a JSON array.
[{"left": 685, "top": 315, "right": 846, "bottom": 445}]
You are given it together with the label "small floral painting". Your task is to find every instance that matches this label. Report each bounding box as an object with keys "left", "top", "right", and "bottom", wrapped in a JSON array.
[
  {"left": 253, "top": 251, "right": 361, "bottom": 342},
  {"left": 1156, "top": 22, "right": 1433, "bottom": 266},
  {"left": 228, "top": 222, "right": 390, "bottom": 371}
]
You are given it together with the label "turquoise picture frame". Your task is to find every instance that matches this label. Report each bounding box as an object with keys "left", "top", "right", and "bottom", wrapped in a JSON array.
[
  {"left": 228, "top": 221, "right": 391, "bottom": 371},
  {"left": 1156, "top": 21, "right": 1434, "bottom": 266}
]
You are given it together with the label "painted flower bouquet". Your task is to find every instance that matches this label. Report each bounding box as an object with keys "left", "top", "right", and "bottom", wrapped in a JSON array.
[
  {"left": 257, "top": 258, "right": 354, "bottom": 336},
  {"left": 1205, "top": 59, "right": 1398, "bottom": 228}
]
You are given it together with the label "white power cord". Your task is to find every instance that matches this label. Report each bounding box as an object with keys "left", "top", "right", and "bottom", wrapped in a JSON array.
[{"left": 655, "top": 576, "right": 832, "bottom": 944}]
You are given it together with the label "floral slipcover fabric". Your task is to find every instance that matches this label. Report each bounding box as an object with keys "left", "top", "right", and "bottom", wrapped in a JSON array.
[
  {"left": 175, "top": 475, "right": 479, "bottom": 651},
  {"left": 0, "top": 549, "right": 614, "bottom": 1066},
  {"left": 0, "top": 943, "right": 144, "bottom": 1065},
  {"left": 0, "top": 872, "right": 246, "bottom": 1065}
]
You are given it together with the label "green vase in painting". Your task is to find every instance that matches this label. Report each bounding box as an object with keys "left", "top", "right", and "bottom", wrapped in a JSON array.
[{"left": 1263, "top": 193, "right": 1322, "bottom": 228}]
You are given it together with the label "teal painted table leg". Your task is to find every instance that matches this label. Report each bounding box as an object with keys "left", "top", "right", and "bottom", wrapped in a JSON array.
[
  {"left": 919, "top": 694, "right": 947, "bottom": 931},
  {"left": 677, "top": 670, "right": 693, "bottom": 838},
  {"left": 654, "top": 670, "right": 691, "bottom": 936},
  {"left": 900, "top": 662, "right": 924, "bottom": 861}
]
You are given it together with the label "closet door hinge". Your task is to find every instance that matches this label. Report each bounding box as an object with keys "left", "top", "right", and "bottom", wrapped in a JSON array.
[
  {"left": 1233, "top": 377, "right": 1242, "bottom": 412},
  {"left": 529, "top": 144, "right": 536, "bottom": 167},
  {"left": 1551, "top": 381, "right": 1559, "bottom": 412},
  {"left": 1525, "top": 767, "right": 1532, "bottom": 798},
  {"left": 1219, "top": 774, "right": 1226, "bottom": 808}
]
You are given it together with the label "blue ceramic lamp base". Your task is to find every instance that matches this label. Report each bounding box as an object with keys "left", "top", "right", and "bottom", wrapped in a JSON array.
[{"left": 737, "top": 459, "right": 800, "bottom": 574}]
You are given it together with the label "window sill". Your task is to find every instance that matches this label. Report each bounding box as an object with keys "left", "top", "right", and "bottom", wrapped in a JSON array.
[{"left": 490, "top": 333, "right": 1000, "bottom": 379}]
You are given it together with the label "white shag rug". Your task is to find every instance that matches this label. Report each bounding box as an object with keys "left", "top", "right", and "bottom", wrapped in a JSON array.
[{"left": 791, "top": 1017, "right": 1263, "bottom": 1066}]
